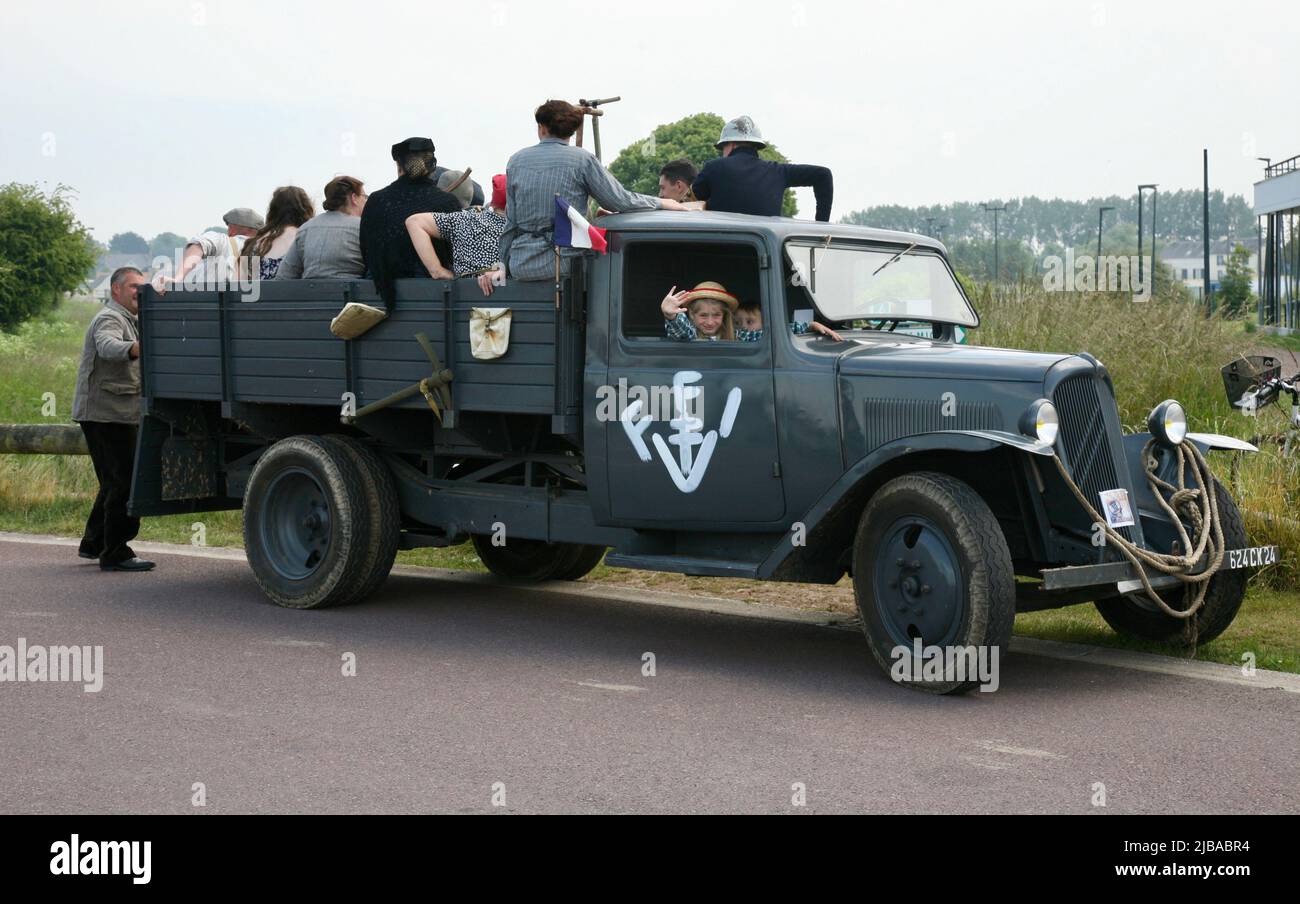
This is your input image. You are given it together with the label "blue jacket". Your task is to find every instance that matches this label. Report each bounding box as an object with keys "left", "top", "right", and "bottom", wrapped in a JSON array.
[{"left": 692, "top": 147, "right": 833, "bottom": 221}]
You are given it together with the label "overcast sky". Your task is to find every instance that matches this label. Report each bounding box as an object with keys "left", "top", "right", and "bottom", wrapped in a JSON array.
[{"left": 2, "top": 0, "right": 1295, "bottom": 242}]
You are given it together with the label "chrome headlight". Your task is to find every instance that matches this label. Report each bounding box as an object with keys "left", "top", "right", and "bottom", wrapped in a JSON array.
[
  {"left": 1021, "top": 399, "right": 1059, "bottom": 446},
  {"left": 1148, "top": 399, "right": 1187, "bottom": 445}
]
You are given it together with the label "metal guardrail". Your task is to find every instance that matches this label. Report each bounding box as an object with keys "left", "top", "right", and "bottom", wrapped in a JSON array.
[
  {"left": 1265, "top": 155, "right": 1300, "bottom": 178},
  {"left": 0, "top": 424, "right": 88, "bottom": 455}
]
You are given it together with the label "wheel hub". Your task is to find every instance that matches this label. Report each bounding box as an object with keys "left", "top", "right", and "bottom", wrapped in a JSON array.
[
  {"left": 874, "top": 516, "right": 964, "bottom": 647},
  {"left": 260, "top": 468, "right": 332, "bottom": 581}
]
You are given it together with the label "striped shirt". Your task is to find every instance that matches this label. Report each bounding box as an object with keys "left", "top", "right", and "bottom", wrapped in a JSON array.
[{"left": 500, "top": 137, "right": 661, "bottom": 280}]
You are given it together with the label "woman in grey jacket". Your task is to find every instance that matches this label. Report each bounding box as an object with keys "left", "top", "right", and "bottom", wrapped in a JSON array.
[{"left": 274, "top": 176, "right": 368, "bottom": 280}]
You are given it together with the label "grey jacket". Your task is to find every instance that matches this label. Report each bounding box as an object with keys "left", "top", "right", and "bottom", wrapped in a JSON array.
[
  {"left": 274, "top": 210, "right": 364, "bottom": 280},
  {"left": 72, "top": 301, "right": 141, "bottom": 425}
]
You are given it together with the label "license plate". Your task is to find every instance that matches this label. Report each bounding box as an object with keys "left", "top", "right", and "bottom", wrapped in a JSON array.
[{"left": 1225, "top": 546, "right": 1278, "bottom": 569}]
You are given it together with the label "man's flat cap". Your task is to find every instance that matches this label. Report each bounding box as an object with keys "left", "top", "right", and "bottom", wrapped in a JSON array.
[
  {"left": 222, "top": 207, "right": 265, "bottom": 229},
  {"left": 392, "top": 137, "right": 435, "bottom": 160}
]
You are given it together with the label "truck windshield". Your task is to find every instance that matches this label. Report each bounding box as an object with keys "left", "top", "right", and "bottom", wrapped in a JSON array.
[{"left": 784, "top": 239, "right": 978, "bottom": 327}]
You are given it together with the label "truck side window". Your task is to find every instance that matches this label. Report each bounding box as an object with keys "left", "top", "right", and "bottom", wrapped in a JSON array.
[{"left": 622, "top": 242, "right": 762, "bottom": 341}]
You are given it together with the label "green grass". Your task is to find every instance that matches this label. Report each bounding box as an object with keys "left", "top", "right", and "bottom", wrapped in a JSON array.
[
  {"left": 3, "top": 295, "right": 1298, "bottom": 674},
  {"left": 1015, "top": 589, "right": 1300, "bottom": 674}
]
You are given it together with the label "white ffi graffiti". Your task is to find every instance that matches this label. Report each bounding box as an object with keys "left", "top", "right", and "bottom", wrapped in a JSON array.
[{"left": 620, "top": 371, "right": 742, "bottom": 493}]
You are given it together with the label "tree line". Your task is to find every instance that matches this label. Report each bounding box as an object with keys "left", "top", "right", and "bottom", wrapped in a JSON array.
[{"left": 841, "top": 191, "right": 1256, "bottom": 251}]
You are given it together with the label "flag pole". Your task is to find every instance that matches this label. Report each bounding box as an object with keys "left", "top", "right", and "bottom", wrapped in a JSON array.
[{"left": 554, "top": 246, "right": 561, "bottom": 310}]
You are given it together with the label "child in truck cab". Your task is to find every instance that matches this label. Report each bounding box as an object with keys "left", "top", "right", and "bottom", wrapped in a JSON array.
[
  {"left": 734, "top": 299, "right": 844, "bottom": 341},
  {"left": 661, "top": 282, "right": 737, "bottom": 341},
  {"left": 661, "top": 282, "right": 844, "bottom": 341}
]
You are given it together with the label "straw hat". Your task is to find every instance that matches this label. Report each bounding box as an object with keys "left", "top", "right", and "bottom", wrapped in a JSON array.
[{"left": 681, "top": 281, "right": 739, "bottom": 312}]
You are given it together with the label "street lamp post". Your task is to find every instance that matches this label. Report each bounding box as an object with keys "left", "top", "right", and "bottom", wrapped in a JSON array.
[
  {"left": 1097, "top": 206, "right": 1115, "bottom": 287},
  {"left": 1138, "top": 184, "right": 1156, "bottom": 288},
  {"left": 982, "top": 204, "right": 1006, "bottom": 282}
]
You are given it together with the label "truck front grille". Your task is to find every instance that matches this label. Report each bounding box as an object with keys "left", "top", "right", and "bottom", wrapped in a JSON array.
[{"left": 1053, "top": 373, "right": 1135, "bottom": 542}]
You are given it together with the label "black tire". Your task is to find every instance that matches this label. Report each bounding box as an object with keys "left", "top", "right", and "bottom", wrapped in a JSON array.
[
  {"left": 851, "top": 472, "right": 1015, "bottom": 694},
  {"left": 1095, "top": 478, "right": 1248, "bottom": 644},
  {"left": 322, "top": 435, "right": 400, "bottom": 602},
  {"left": 471, "top": 534, "right": 596, "bottom": 582},
  {"left": 242, "top": 435, "right": 374, "bottom": 609},
  {"left": 553, "top": 545, "right": 606, "bottom": 581}
]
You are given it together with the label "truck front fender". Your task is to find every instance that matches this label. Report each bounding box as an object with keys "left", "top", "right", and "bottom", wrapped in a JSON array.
[{"left": 757, "top": 430, "right": 1054, "bottom": 581}]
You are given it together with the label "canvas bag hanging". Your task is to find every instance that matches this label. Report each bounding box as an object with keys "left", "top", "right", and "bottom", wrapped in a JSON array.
[
  {"left": 330, "top": 302, "right": 387, "bottom": 339},
  {"left": 469, "top": 307, "right": 511, "bottom": 359}
]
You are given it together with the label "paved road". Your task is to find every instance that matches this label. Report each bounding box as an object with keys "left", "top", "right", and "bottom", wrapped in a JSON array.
[{"left": 2, "top": 539, "right": 1297, "bottom": 814}]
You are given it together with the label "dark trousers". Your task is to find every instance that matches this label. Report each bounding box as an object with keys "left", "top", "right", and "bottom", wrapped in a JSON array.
[{"left": 78, "top": 421, "right": 140, "bottom": 565}]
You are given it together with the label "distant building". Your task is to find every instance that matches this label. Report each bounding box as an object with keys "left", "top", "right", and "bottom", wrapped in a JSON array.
[
  {"left": 1157, "top": 239, "right": 1259, "bottom": 299},
  {"left": 1255, "top": 155, "right": 1300, "bottom": 329}
]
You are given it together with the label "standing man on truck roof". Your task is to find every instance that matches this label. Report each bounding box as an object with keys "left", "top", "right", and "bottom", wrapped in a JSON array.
[
  {"left": 658, "top": 159, "right": 699, "bottom": 202},
  {"left": 691, "top": 115, "right": 834, "bottom": 221},
  {"left": 482, "top": 100, "right": 689, "bottom": 294},
  {"left": 72, "top": 267, "right": 155, "bottom": 573}
]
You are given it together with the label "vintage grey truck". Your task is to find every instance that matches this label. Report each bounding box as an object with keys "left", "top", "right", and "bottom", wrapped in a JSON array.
[{"left": 131, "top": 210, "right": 1269, "bottom": 692}]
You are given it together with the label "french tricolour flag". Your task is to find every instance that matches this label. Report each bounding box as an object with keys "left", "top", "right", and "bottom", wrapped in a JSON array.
[{"left": 553, "top": 195, "right": 607, "bottom": 253}]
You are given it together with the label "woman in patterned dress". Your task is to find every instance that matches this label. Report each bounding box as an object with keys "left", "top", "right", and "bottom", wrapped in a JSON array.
[{"left": 405, "top": 173, "right": 509, "bottom": 280}]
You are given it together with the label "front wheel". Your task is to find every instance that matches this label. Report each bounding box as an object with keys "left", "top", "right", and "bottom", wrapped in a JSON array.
[
  {"left": 852, "top": 472, "right": 1015, "bottom": 694},
  {"left": 1094, "top": 478, "right": 1248, "bottom": 644}
]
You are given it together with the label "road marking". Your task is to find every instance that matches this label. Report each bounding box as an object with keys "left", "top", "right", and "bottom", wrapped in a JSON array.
[
  {"left": 4, "top": 530, "right": 1299, "bottom": 695},
  {"left": 960, "top": 757, "right": 1013, "bottom": 771},
  {"left": 571, "top": 680, "right": 646, "bottom": 693},
  {"left": 975, "top": 739, "right": 1066, "bottom": 760}
]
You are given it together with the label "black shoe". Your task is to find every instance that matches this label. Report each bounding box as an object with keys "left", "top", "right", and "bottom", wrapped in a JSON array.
[
  {"left": 78, "top": 550, "right": 99, "bottom": 560},
  {"left": 100, "top": 557, "right": 155, "bottom": 572}
]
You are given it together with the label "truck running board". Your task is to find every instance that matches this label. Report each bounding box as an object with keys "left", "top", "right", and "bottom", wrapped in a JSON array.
[{"left": 603, "top": 553, "right": 760, "bottom": 580}]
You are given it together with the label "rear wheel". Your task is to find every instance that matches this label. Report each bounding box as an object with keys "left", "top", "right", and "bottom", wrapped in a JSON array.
[
  {"left": 852, "top": 472, "right": 1015, "bottom": 694},
  {"left": 321, "top": 435, "right": 400, "bottom": 601},
  {"left": 472, "top": 535, "right": 603, "bottom": 582},
  {"left": 1094, "top": 478, "right": 1248, "bottom": 644},
  {"left": 243, "top": 435, "right": 373, "bottom": 609},
  {"left": 553, "top": 544, "right": 606, "bottom": 581}
]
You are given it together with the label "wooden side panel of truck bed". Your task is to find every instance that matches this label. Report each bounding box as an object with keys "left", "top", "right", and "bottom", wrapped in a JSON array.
[{"left": 140, "top": 277, "right": 564, "bottom": 416}]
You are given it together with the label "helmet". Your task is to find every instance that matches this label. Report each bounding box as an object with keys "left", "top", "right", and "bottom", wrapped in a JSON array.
[{"left": 715, "top": 115, "right": 766, "bottom": 149}]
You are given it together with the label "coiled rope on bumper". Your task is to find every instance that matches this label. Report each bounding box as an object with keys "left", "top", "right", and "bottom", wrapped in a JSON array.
[{"left": 1050, "top": 439, "right": 1226, "bottom": 625}]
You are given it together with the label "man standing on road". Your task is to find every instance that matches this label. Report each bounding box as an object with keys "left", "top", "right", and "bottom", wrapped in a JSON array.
[
  {"left": 72, "top": 267, "right": 155, "bottom": 573},
  {"left": 691, "top": 115, "right": 834, "bottom": 221}
]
